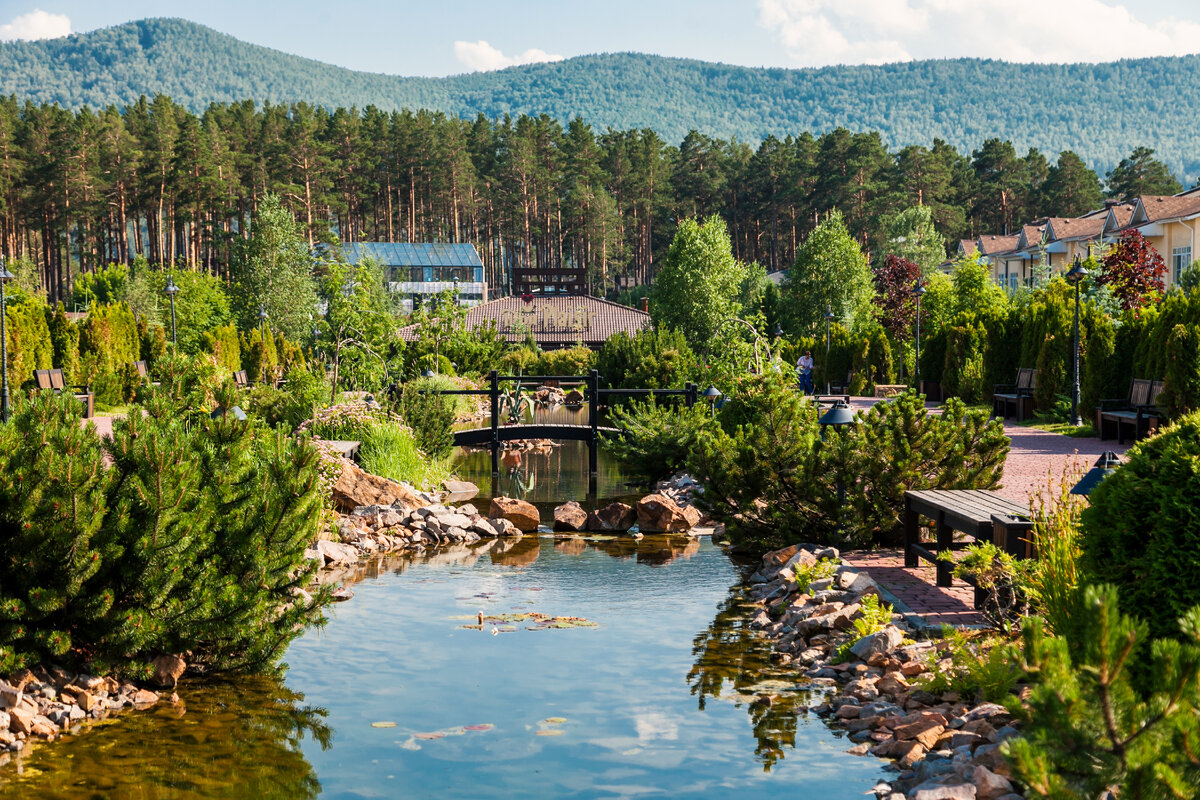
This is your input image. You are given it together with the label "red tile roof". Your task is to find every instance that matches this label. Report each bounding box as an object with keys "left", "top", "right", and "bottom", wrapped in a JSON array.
[
  {"left": 958, "top": 239, "right": 978, "bottom": 256},
  {"left": 977, "top": 234, "right": 1020, "bottom": 256},
  {"left": 1132, "top": 194, "right": 1200, "bottom": 225},
  {"left": 399, "top": 295, "right": 651, "bottom": 348}
]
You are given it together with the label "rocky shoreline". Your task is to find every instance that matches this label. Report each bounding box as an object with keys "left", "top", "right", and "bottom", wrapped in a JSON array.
[{"left": 746, "top": 543, "right": 1023, "bottom": 800}]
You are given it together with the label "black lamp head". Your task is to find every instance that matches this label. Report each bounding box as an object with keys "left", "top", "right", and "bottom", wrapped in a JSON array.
[{"left": 1070, "top": 451, "right": 1122, "bottom": 498}]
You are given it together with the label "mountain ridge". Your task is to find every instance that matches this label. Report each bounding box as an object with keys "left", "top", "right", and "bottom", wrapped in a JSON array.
[{"left": 2, "top": 17, "right": 1199, "bottom": 178}]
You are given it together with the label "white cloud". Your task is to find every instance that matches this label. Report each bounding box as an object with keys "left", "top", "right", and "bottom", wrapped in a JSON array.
[
  {"left": 757, "top": 0, "right": 1200, "bottom": 67},
  {"left": 0, "top": 9, "right": 71, "bottom": 41},
  {"left": 453, "top": 39, "right": 564, "bottom": 72}
]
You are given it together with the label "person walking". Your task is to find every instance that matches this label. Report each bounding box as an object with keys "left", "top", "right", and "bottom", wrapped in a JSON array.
[{"left": 796, "top": 350, "right": 814, "bottom": 395}]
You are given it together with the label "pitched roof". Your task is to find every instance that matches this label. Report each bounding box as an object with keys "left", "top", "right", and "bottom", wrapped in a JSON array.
[
  {"left": 1105, "top": 203, "right": 1136, "bottom": 233},
  {"left": 957, "top": 239, "right": 978, "bottom": 256},
  {"left": 1044, "top": 213, "right": 1110, "bottom": 243},
  {"left": 976, "top": 234, "right": 1020, "bottom": 256},
  {"left": 340, "top": 242, "right": 483, "bottom": 268},
  {"left": 1130, "top": 194, "right": 1200, "bottom": 226},
  {"left": 399, "top": 294, "right": 651, "bottom": 348},
  {"left": 1016, "top": 224, "right": 1046, "bottom": 251}
]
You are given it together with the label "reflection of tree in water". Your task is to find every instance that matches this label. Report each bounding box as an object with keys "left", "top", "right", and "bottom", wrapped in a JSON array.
[
  {"left": 687, "top": 588, "right": 810, "bottom": 772},
  {"left": 0, "top": 675, "right": 331, "bottom": 799}
]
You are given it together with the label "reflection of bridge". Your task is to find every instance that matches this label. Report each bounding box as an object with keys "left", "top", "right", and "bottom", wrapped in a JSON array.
[{"left": 424, "top": 370, "right": 699, "bottom": 495}]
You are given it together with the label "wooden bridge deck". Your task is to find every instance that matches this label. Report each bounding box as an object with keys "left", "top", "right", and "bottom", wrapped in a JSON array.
[{"left": 454, "top": 424, "right": 622, "bottom": 446}]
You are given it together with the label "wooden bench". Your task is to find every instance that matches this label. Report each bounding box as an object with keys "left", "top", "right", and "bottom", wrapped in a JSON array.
[
  {"left": 904, "top": 489, "right": 1031, "bottom": 588},
  {"left": 133, "top": 360, "right": 161, "bottom": 387},
  {"left": 829, "top": 371, "right": 854, "bottom": 395},
  {"left": 992, "top": 368, "right": 1037, "bottom": 421},
  {"left": 1097, "top": 378, "right": 1163, "bottom": 444},
  {"left": 873, "top": 384, "right": 908, "bottom": 398},
  {"left": 233, "top": 370, "right": 250, "bottom": 389},
  {"left": 34, "top": 368, "right": 95, "bottom": 418}
]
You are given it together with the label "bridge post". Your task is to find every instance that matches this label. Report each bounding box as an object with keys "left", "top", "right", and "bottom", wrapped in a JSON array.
[
  {"left": 685, "top": 382, "right": 697, "bottom": 408},
  {"left": 587, "top": 369, "right": 600, "bottom": 496},
  {"left": 489, "top": 370, "right": 499, "bottom": 486}
]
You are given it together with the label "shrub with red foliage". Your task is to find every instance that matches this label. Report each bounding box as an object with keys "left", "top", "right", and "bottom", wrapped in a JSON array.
[
  {"left": 1099, "top": 229, "right": 1166, "bottom": 312},
  {"left": 873, "top": 255, "right": 921, "bottom": 339}
]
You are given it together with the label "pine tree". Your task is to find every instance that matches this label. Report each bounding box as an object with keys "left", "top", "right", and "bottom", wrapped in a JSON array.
[{"left": 0, "top": 392, "right": 111, "bottom": 672}]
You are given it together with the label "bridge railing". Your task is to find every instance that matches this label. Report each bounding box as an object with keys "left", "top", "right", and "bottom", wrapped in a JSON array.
[{"left": 412, "top": 369, "right": 697, "bottom": 490}]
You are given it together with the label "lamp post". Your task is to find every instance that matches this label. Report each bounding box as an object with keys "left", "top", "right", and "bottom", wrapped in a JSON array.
[
  {"left": 824, "top": 306, "right": 835, "bottom": 395},
  {"left": 0, "top": 259, "right": 11, "bottom": 423},
  {"left": 773, "top": 323, "right": 784, "bottom": 341},
  {"left": 421, "top": 368, "right": 435, "bottom": 379},
  {"left": 818, "top": 400, "right": 858, "bottom": 538},
  {"left": 703, "top": 385, "right": 722, "bottom": 418},
  {"left": 164, "top": 275, "right": 180, "bottom": 347},
  {"left": 257, "top": 305, "right": 269, "bottom": 386},
  {"left": 1070, "top": 451, "right": 1122, "bottom": 500},
  {"left": 910, "top": 281, "right": 926, "bottom": 391},
  {"left": 1065, "top": 256, "right": 1088, "bottom": 427}
]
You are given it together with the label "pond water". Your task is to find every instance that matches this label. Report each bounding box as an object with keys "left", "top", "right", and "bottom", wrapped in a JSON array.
[{"left": 0, "top": 536, "right": 885, "bottom": 799}]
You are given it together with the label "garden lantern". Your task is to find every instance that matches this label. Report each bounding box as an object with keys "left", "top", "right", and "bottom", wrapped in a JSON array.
[
  {"left": 1070, "top": 451, "right": 1122, "bottom": 499},
  {"left": 818, "top": 399, "right": 858, "bottom": 538},
  {"left": 773, "top": 323, "right": 784, "bottom": 340},
  {"left": 1065, "top": 256, "right": 1089, "bottom": 427},
  {"left": 164, "top": 275, "right": 180, "bottom": 347},
  {"left": 910, "top": 281, "right": 926, "bottom": 389},
  {"left": 421, "top": 368, "right": 436, "bottom": 378},
  {"left": 824, "top": 306, "right": 835, "bottom": 394},
  {"left": 0, "top": 258, "right": 11, "bottom": 423},
  {"left": 703, "top": 385, "right": 722, "bottom": 418}
]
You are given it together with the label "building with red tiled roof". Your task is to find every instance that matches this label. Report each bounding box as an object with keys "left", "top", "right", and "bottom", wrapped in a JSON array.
[
  {"left": 399, "top": 294, "right": 651, "bottom": 350},
  {"left": 1126, "top": 194, "right": 1200, "bottom": 286}
]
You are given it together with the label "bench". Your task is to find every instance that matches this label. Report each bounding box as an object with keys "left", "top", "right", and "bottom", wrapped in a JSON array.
[
  {"left": 873, "top": 384, "right": 908, "bottom": 398},
  {"left": 133, "top": 360, "right": 161, "bottom": 387},
  {"left": 34, "top": 368, "right": 95, "bottom": 418},
  {"left": 904, "top": 489, "right": 1031, "bottom": 589},
  {"left": 233, "top": 370, "right": 250, "bottom": 389},
  {"left": 829, "top": 371, "right": 853, "bottom": 395},
  {"left": 992, "top": 368, "right": 1037, "bottom": 421},
  {"left": 1097, "top": 378, "right": 1163, "bottom": 444}
]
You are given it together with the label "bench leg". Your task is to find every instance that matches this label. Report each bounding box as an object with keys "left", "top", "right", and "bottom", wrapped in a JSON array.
[
  {"left": 936, "top": 520, "right": 954, "bottom": 587},
  {"left": 904, "top": 504, "right": 919, "bottom": 568}
]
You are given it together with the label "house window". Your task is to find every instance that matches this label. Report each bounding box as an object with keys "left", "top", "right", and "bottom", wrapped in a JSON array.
[{"left": 1172, "top": 247, "right": 1192, "bottom": 285}]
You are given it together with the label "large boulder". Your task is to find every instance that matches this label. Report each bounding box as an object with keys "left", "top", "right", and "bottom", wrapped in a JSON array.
[
  {"left": 150, "top": 655, "right": 187, "bottom": 689},
  {"left": 489, "top": 497, "right": 540, "bottom": 532},
  {"left": 332, "top": 460, "right": 422, "bottom": 512},
  {"left": 553, "top": 501, "right": 588, "bottom": 532},
  {"left": 636, "top": 493, "right": 696, "bottom": 533},
  {"left": 585, "top": 502, "right": 636, "bottom": 532}
]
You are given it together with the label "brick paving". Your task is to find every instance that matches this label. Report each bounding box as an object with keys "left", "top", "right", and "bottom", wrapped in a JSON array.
[{"left": 834, "top": 396, "right": 1134, "bottom": 630}]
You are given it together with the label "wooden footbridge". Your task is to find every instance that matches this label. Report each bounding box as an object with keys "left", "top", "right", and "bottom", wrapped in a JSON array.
[{"left": 427, "top": 370, "right": 700, "bottom": 494}]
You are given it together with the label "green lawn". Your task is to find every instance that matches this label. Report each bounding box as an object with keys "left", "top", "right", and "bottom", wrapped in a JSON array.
[{"left": 1015, "top": 418, "right": 1097, "bottom": 438}]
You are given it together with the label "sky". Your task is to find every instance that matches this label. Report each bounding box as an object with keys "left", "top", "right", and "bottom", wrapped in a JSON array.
[{"left": 0, "top": 0, "right": 1198, "bottom": 76}]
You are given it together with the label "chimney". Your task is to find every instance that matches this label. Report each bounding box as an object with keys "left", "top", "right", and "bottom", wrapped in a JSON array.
[{"left": 641, "top": 296, "right": 649, "bottom": 313}]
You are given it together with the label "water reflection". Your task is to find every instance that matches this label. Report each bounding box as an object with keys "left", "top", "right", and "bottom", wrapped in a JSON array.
[
  {"left": 0, "top": 676, "right": 330, "bottom": 800},
  {"left": 688, "top": 589, "right": 813, "bottom": 771}
]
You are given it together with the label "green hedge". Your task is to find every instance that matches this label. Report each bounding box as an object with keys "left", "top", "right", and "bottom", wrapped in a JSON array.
[{"left": 3, "top": 297, "right": 53, "bottom": 389}]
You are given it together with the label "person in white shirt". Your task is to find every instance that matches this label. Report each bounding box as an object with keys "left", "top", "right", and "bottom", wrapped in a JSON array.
[{"left": 796, "top": 351, "right": 814, "bottom": 394}]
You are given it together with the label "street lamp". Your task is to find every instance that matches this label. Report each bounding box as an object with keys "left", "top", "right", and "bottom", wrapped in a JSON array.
[
  {"left": 703, "top": 385, "right": 722, "bottom": 418},
  {"left": 818, "top": 400, "right": 858, "bottom": 538},
  {"left": 773, "top": 323, "right": 784, "bottom": 340},
  {"left": 0, "top": 259, "right": 11, "bottom": 423},
  {"left": 257, "top": 305, "right": 270, "bottom": 386},
  {"left": 1070, "top": 451, "right": 1122, "bottom": 499},
  {"left": 163, "top": 275, "right": 180, "bottom": 347},
  {"left": 824, "top": 306, "right": 835, "bottom": 395},
  {"left": 910, "top": 280, "right": 927, "bottom": 391},
  {"left": 1065, "top": 256, "right": 1088, "bottom": 427},
  {"left": 421, "top": 368, "right": 435, "bottom": 379}
]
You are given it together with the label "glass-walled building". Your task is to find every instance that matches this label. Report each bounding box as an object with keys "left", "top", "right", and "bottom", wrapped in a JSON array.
[{"left": 340, "top": 242, "right": 487, "bottom": 312}]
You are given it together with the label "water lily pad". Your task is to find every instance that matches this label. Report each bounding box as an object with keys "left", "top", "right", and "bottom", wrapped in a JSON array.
[
  {"left": 399, "top": 738, "right": 421, "bottom": 751},
  {"left": 464, "top": 724, "right": 494, "bottom": 732},
  {"left": 370, "top": 721, "right": 398, "bottom": 728},
  {"left": 441, "top": 726, "right": 468, "bottom": 737},
  {"left": 414, "top": 732, "right": 445, "bottom": 740},
  {"left": 534, "top": 729, "right": 564, "bottom": 736},
  {"left": 540, "top": 717, "right": 567, "bottom": 725}
]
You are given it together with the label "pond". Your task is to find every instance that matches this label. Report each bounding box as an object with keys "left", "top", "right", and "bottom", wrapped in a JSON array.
[{"left": 0, "top": 536, "right": 886, "bottom": 799}]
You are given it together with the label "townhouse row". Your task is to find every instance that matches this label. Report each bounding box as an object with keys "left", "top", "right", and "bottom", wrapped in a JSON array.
[{"left": 958, "top": 189, "right": 1200, "bottom": 291}]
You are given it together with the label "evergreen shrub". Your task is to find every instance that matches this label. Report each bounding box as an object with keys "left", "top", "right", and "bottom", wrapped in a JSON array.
[{"left": 1080, "top": 411, "right": 1200, "bottom": 639}]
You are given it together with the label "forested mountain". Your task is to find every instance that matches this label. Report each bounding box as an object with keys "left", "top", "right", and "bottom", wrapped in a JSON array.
[{"left": 2, "top": 17, "right": 1200, "bottom": 180}]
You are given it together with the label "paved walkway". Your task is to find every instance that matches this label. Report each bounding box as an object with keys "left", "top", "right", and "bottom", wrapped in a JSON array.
[{"left": 832, "top": 396, "right": 1133, "bottom": 630}]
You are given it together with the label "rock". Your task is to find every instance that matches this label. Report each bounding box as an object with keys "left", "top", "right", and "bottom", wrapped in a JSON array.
[
  {"left": 489, "top": 517, "right": 523, "bottom": 537},
  {"left": 456, "top": 503, "right": 479, "bottom": 517},
  {"left": 846, "top": 742, "right": 871, "bottom": 755},
  {"left": 331, "top": 586, "right": 355, "bottom": 601},
  {"left": 0, "top": 711, "right": 7, "bottom": 729},
  {"left": 303, "top": 547, "right": 322, "bottom": 562},
  {"left": 316, "top": 538, "right": 360, "bottom": 566},
  {"left": 131, "top": 689, "right": 160, "bottom": 706},
  {"left": 442, "top": 480, "right": 479, "bottom": 502},
  {"left": 849, "top": 626, "right": 905, "bottom": 661},
  {"left": 489, "top": 497, "right": 540, "bottom": 532},
  {"left": 972, "top": 766, "right": 1013, "bottom": 799},
  {"left": 7, "top": 706, "right": 33, "bottom": 735},
  {"left": 150, "top": 655, "right": 186, "bottom": 689},
  {"left": 564, "top": 389, "right": 584, "bottom": 405},
  {"left": 553, "top": 501, "right": 588, "bottom": 532},
  {"left": 636, "top": 493, "right": 695, "bottom": 533},
  {"left": 0, "top": 682, "right": 19, "bottom": 709},
  {"left": 75, "top": 691, "right": 98, "bottom": 712},
  {"left": 470, "top": 518, "right": 501, "bottom": 537},
  {"left": 679, "top": 503, "right": 703, "bottom": 528},
  {"left": 332, "top": 460, "right": 423, "bottom": 512},
  {"left": 585, "top": 502, "right": 637, "bottom": 532},
  {"left": 910, "top": 779, "right": 977, "bottom": 800},
  {"left": 435, "top": 512, "right": 474, "bottom": 530}
]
